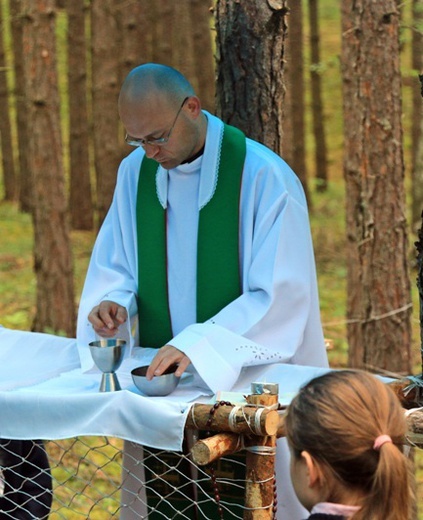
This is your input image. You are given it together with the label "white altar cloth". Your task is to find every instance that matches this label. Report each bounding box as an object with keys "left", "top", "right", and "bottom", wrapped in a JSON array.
[{"left": 0, "top": 326, "right": 331, "bottom": 451}]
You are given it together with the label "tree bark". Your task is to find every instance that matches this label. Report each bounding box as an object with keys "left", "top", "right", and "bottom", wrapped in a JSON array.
[
  {"left": 308, "top": 0, "right": 328, "bottom": 192},
  {"left": 0, "top": 2, "right": 17, "bottom": 201},
  {"left": 90, "top": 0, "right": 121, "bottom": 228},
  {"left": 214, "top": 0, "right": 288, "bottom": 156},
  {"left": 191, "top": 0, "right": 215, "bottom": 113},
  {"left": 151, "top": 0, "right": 173, "bottom": 64},
  {"left": 411, "top": 0, "right": 423, "bottom": 232},
  {"left": 10, "top": 0, "right": 31, "bottom": 212},
  {"left": 116, "top": 0, "right": 147, "bottom": 84},
  {"left": 172, "top": 0, "right": 196, "bottom": 82},
  {"left": 285, "top": 0, "right": 310, "bottom": 204},
  {"left": 22, "top": 0, "right": 75, "bottom": 336},
  {"left": 115, "top": 0, "right": 150, "bottom": 160},
  {"left": 191, "top": 432, "right": 241, "bottom": 465},
  {"left": 244, "top": 390, "right": 278, "bottom": 520},
  {"left": 185, "top": 403, "right": 279, "bottom": 436},
  {"left": 67, "top": 0, "right": 93, "bottom": 230},
  {"left": 282, "top": 22, "right": 293, "bottom": 163},
  {"left": 341, "top": 0, "right": 412, "bottom": 373}
]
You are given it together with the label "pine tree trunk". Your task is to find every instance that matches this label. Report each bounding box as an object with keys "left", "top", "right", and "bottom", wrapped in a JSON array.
[
  {"left": 172, "top": 0, "right": 196, "bottom": 82},
  {"left": 191, "top": 0, "right": 215, "bottom": 113},
  {"left": 116, "top": 0, "right": 147, "bottom": 83},
  {"left": 411, "top": 0, "right": 423, "bottom": 232},
  {"left": 116, "top": 0, "right": 149, "bottom": 160},
  {"left": 22, "top": 0, "right": 75, "bottom": 336},
  {"left": 90, "top": 0, "right": 121, "bottom": 227},
  {"left": 282, "top": 27, "right": 293, "bottom": 163},
  {"left": 10, "top": 0, "right": 31, "bottom": 212},
  {"left": 214, "top": 0, "right": 288, "bottom": 156},
  {"left": 0, "top": 3, "right": 17, "bottom": 201},
  {"left": 152, "top": 0, "right": 173, "bottom": 63},
  {"left": 286, "top": 0, "right": 310, "bottom": 204},
  {"left": 67, "top": 0, "right": 93, "bottom": 230},
  {"left": 341, "top": 0, "right": 412, "bottom": 373},
  {"left": 308, "top": 0, "right": 328, "bottom": 192}
]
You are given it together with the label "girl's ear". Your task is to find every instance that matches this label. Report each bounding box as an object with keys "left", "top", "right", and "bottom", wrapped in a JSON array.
[{"left": 301, "top": 451, "right": 322, "bottom": 488}]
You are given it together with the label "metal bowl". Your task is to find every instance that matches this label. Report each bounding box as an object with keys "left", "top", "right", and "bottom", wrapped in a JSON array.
[{"left": 131, "top": 364, "right": 180, "bottom": 396}]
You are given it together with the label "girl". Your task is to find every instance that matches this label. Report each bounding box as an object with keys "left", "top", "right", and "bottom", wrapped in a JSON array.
[{"left": 284, "top": 369, "right": 413, "bottom": 520}]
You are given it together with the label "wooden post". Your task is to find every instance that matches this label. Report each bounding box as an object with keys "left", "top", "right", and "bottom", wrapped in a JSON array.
[{"left": 243, "top": 382, "right": 279, "bottom": 520}]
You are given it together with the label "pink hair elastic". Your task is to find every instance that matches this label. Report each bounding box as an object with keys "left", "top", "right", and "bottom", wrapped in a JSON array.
[{"left": 373, "top": 434, "right": 392, "bottom": 451}]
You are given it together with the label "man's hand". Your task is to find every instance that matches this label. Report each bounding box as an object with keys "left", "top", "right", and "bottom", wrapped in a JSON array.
[
  {"left": 88, "top": 300, "right": 128, "bottom": 337},
  {"left": 146, "top": 345, "right": 191, "bottom": 380}
]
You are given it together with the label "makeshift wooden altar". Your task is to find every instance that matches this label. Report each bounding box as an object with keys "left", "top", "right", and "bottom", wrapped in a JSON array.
[{"left": 1, "top": 325, "right": 423, "bottom": 519}]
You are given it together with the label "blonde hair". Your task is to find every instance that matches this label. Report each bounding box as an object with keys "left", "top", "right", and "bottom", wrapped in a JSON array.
[{"left": 285, "top": 370, "right": 413, "bottom": 520}]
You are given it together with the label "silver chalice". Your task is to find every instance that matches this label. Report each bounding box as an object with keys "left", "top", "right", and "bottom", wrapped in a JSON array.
[{"left": 89, "top": 339, "right": 127, "bottom": 392}]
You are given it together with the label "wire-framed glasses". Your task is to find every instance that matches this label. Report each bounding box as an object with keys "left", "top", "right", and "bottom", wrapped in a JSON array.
[{"left": 125, "top": 97, "right": 189, "bottom": 148}]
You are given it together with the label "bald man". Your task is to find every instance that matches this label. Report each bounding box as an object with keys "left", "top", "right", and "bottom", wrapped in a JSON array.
[{"left": 76, "top": 63, "right": 328, "bottom": 519}]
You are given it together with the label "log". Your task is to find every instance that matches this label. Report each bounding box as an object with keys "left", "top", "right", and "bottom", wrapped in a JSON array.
[
  {"left": 387, "top": 378, "right": 422, "bottom": 409},
  {"left": 190, "top": 411, "right": 288, "bottom": 465},
  {"left": 191, "top": 432, "right": 242, "bottom": 465},
  {"left": 185, "top": 403, "right": 279, "bottom": 436},
  {"left": 244, "top": 387, "right": 279, "bottom": 519},
  {"left": 244, "top": 435, "right": 276, "bottom": 520},
  {"left": 276, "top": 411, "right": 286, "bottom": 438},
  {"left": 406, "top": 407, "right": 423, "bottom": 448}
]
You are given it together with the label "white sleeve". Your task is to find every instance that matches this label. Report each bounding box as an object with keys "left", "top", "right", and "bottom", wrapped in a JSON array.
[
  {"left": 76, "top": 153, "right": 142, "bottom": 371},
  {"left": 170, "top": 150, "right": 327, "bottom": 392}
]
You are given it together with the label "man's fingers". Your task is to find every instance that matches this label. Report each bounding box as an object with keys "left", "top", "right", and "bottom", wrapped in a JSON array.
[
  {"left": 115, "top": 306, "right": 128, "bottom": 324},
  {"left": 88, "top": 302, "right": 127, "bottom": 337},
  {"left": 174, "top": 356, "right": 190, "bottom": 377},
  {"left": 146, "top": 346, "right": 190, "bottom": 380},
  {"left": 88, "top": 306, "right": 103, "bottom": 328},
  {"left": 97, "top": 305, "right": 116, "bottom": 329}
]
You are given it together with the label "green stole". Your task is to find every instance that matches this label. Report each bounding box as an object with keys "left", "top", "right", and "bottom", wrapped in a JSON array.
[{"left": 136, "top": 124, "right": 246, "bottom": 348}]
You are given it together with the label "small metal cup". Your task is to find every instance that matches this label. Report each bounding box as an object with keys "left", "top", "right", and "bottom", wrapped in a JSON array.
[
  {"left": 89, "top": 339, "right": 127, "bottom": 392},
  {"left": 250, "top": 382, "right": 279, "bottom": 395}
]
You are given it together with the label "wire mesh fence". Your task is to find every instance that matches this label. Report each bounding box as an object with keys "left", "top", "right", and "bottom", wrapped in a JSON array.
[{"left": 0, "top": 436, "right": 254, "bottom": 519}]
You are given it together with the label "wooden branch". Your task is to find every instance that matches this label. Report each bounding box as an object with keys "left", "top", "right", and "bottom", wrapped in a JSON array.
[
  {"left": 191, "top": 432, "right": 241, "bottom": 465},
  {"left": 406, "top": 408, "right": 423, "bottom": 448},
  {"left": 387, "top": 378, "right": 422, "bottom": 409},
  {"left": 185, "top": 403, "right": 279, "bottom": 436},
  {"left": 244, "top": 435, "right": 276, "bottom": 520},
  {"left": 244, "top": 391, "right": 278, "bottom": 519},
  {"left": 276, "top": 411, "right": 286, "bottom": 438},
  {"left": 190, "top": 385, "right": 423, "bottom": 472}
]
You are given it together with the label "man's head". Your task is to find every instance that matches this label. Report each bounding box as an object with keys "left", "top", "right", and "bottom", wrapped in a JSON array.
[{"left": 118, "top": 63, "right": 207, "bottom": 169}]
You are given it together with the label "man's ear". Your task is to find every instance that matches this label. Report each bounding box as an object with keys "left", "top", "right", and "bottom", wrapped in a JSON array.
[
  {"left": 185, "top": 96, "right": 202, "bottom": 118},
  {"left": 301, "top": 451, "right": 322, "bottom": 488}
]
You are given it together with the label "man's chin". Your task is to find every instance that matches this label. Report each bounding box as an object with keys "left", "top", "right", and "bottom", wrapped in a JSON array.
[{"left": 157, "top": 158, "right": 180, "bottom": 169}]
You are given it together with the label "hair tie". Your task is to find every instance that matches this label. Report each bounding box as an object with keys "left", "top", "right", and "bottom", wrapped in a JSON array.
[{"left": 373, "top": 434, "right": 392, "bottom": 451}]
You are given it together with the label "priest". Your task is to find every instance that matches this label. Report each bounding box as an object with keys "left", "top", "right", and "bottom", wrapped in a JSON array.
[{"left": 77, "top": 63, "right": 329, "bottom": 519}]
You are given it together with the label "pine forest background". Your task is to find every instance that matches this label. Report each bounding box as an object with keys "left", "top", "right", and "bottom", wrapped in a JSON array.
[{"left": 0, "top": 0, "right": 423, "bottom": 515}]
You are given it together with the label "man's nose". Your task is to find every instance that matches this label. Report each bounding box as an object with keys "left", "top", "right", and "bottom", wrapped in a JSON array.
[{"left": 143, "top": 143, "right": 160, "bottom": 158}]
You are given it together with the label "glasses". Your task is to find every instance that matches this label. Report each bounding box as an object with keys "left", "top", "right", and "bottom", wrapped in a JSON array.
[{"left": 125, "top": 97, "right": 189, "bottom": 147}]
